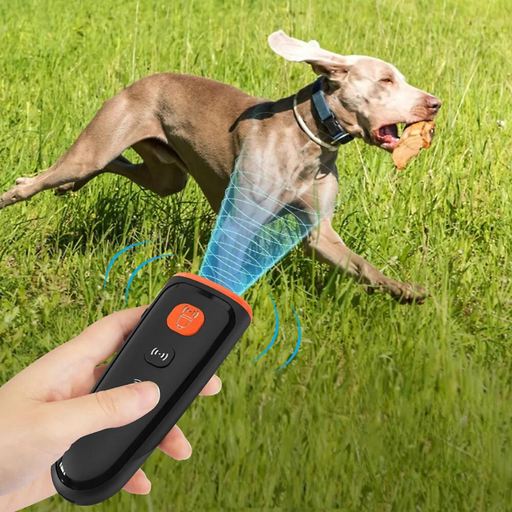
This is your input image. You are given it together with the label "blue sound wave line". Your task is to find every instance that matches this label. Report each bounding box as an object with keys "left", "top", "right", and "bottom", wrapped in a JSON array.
[
  {"left": 277, "top": 306, "right": 302, "bottom": 372},
  {"left": 253, "top": 295, "right": 279, "bottom": 362},
  {"left": 103, "top": 241, "right": 153, "bottom": 288},
  {"left": 125, "top": 254, "right": 174, "bottom": 304}
]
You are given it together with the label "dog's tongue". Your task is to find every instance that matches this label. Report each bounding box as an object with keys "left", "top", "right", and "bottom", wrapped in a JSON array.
[{"left": 379, "top": 124, "right": 399, "bottom": 139}]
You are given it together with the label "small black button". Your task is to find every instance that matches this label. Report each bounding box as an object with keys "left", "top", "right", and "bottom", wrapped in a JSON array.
[{"left": 144, "top": 346, "right": 175, "bottom": 368}]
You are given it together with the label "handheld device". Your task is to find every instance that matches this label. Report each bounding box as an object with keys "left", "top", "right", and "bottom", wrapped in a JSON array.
[{"left": 51, "top": 273, "right": 252, "bottom": 505}]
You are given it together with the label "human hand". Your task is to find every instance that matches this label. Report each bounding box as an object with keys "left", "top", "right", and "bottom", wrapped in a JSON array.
[{"left": 0, "top": 306, "right": 222, "bottom": 511}]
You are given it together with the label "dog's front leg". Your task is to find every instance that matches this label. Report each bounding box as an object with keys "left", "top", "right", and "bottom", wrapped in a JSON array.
[{"left": 304, "top": 218, "right": 427, "bottom": 304}]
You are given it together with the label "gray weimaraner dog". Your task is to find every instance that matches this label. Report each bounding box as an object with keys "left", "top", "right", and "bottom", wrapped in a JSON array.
[{"left": 0, "top": 30, "right": 441, "bottom": 303}]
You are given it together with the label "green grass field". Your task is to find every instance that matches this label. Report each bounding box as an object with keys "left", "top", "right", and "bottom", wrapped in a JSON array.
[{"left": 1, "top": 0, "right": 512, "bottom": 510}]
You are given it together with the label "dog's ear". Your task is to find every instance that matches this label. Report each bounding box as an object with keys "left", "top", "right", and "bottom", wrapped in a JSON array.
[{"left": 268, "top": 30, "right": 354, "bottom": 77}]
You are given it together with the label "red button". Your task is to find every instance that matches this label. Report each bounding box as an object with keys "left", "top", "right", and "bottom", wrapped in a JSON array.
[{"left": 167, "top": 304, "right": 205, "bottom": 336}]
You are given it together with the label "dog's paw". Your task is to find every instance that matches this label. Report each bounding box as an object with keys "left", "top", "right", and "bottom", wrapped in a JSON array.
[
  {"left": 0, "top": 177, "right": 37, "bottom": 209},
  {"left": 1, "top": 186, "right": 26, "bottom": 209},
  {"left": 388, "top": 280, "right": 428, "bottom": 305},
  {"left": 363, "top": 276, "right": 428, "bottom": 304}
]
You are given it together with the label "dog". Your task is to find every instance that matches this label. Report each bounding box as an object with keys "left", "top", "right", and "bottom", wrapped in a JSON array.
[{"left": 0, "top": 31, "right": 441, "bottom": 303}]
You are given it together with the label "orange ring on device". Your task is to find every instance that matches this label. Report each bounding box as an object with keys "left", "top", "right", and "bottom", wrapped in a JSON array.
[{"left": 174, "top": 273, "right": 253, "bottom": 320}]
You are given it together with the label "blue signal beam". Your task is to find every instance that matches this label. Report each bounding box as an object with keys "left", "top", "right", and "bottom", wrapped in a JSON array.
[
  {"left": 253, "top": 295, "right": 303, "bottom": 371},
  {"left": 253, "top": 295, "right": 279, "bottom": 362},
  {"left": 277, "top": 306, "right": 301, "bottom": 372},
  {"left": 103, "top": 244, "right": 303, "bottom": 370},
  {"left": 125, "top": 254, "right": 174, "bottom": 304},
  {"left": 103, "top": 241, "right": 153, "bottom": 288}
]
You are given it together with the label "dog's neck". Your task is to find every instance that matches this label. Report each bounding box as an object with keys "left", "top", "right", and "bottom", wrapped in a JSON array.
[{"left": 293, "top": 81, "right": 357, "bottom": 152}]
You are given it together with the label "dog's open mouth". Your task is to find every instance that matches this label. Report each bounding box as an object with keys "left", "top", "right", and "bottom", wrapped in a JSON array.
[{"left": 374, "top": 124, "right": 411, "bottom": 150}]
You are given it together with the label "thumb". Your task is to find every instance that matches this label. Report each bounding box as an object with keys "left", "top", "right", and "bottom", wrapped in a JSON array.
[{"left": 48, "top": 381, "right": 160, "bottom": 443}]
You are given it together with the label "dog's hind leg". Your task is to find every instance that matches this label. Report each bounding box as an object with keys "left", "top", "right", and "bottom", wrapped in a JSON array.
[
  {"left": 56, "top": 146, "right": 189, "bottom": 199},
  {"left": 54, "top": 155, "right": 135, "bottom": 195},
  {"left": 121, "top": 139, "right": 189, "bottom": 197},
  {"left": 0, "top": 90, "right": 163, "bottom": 209}
]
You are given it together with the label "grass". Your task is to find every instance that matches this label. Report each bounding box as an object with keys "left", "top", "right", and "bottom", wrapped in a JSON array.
[{"left": 1, "top": 0, "right": 512, "bottom": 509}]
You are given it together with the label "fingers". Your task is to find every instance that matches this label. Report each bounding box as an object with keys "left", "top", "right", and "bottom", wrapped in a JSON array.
[
  {"left": 92, "top": 363, "right": 110, "bottom": 383},
  {"left": 46, "top": 381, "right": 160, "bottom": 443},
  {"left": 155, "top": 376, "right": 220, "bottom": 460},
  {"left": 68, "top": 363, "right": 109, "bottom": 394},
  {"left": 67, "top": 306, "right": 148, "bottom": 366},
  {"left": 77, "top": 374, "right": 219, "bottom": 499},
  {"left": 122, "top": 427, "right": 193, "bottom": 497},
  {"left": 158, "top": 425, "right": 192, "bottom": 460},
  {"left": 199, "top": 375, "right": 222, "bottom": 396},
  {"left": 123, "top": 469, "right": 152, "bottom": 495},
  {"left": 124, "top": 427, "right": 193, "bottom": 496},
  {"left": 25, "top": 307, "right": 148, "bottom": 391},
  {"left": 86, "top": 369, "right": 220, "bottom": 399}
]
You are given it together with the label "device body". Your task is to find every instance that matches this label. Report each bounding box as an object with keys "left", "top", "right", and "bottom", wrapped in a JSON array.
[{"left": 51, "top": 273, "right": 252, "bottom": 505}]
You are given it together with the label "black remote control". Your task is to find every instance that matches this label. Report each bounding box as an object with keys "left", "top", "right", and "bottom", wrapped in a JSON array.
[{"left": 51, "top": 273, "right": 252, "bottom": 505}]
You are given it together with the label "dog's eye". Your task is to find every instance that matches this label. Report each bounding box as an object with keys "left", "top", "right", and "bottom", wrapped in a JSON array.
[{"left": 380, "top": 78, "right": 393, "bottom": 84}]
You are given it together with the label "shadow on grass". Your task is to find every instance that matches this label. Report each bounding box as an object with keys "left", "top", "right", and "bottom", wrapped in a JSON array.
[
  {"left": 41, "top": 175, "right": 368, "bottom": 307},
  {"left": 44, "top": 177, "right": 216, "bottom": 257}
]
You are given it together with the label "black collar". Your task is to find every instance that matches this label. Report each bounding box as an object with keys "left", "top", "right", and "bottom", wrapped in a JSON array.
[{"left": 311, "top": 78, "right": 354, "bottom": 145}]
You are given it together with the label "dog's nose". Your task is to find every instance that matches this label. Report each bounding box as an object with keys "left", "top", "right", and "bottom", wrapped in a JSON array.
[{"left": 425, "top": 95, "right": 442, "bottom": 112}]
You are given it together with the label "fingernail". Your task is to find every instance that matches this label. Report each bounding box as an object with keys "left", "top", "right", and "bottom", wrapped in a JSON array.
[
  {"left": 182, "top": 440, "right": 192, "bottom": 460},
  {"left": 133, "top": 381, "right": 160, "bottom": 409},
  {"left": 213, "top": 375, "right": 222, "bottom": 393}
]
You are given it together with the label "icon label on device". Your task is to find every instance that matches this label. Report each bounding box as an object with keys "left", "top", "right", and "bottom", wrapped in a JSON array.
[
  {"left": 150, "top": 347, "right": 169, "bottom": 361},
  {"left": 144, "top": 345, "right": 175, "bottom": 368},
  {"left": 167, "top": 303, "right": 205, "bottom": 336}
]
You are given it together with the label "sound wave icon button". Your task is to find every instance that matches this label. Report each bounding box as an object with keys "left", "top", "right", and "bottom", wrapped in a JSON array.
[
  {"left": 144, "top": 345, "right": 175, "bottom": 368},
  {"left": 167, "top": 303, "right": 205, "bottom": 336}
]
